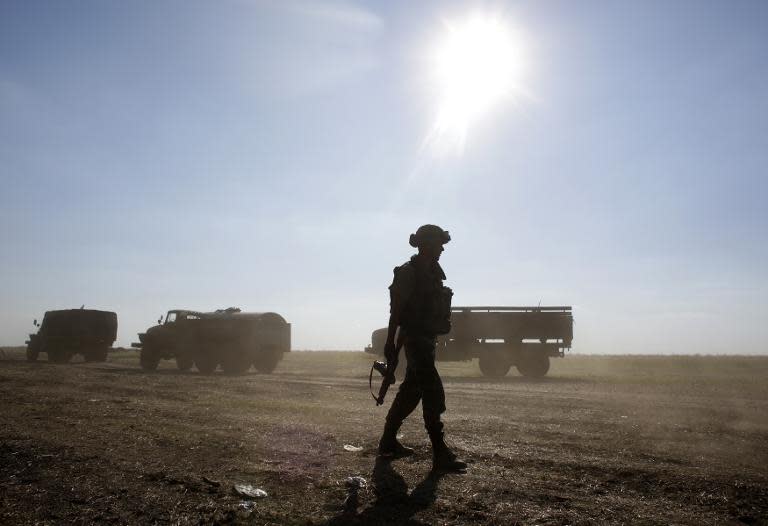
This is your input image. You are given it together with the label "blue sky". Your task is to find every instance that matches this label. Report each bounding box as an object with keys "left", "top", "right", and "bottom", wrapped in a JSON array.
[{"left": 1, "top": 0, "right": 766, "bottom": 352}]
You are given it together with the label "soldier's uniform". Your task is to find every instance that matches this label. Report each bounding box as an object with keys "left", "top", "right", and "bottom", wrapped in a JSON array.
[
  {"left": 384, "top": 255, "right": 448, "bottom": 443},
  {"left": 378, "top": 226, "right": 466, "bottom": 471}
]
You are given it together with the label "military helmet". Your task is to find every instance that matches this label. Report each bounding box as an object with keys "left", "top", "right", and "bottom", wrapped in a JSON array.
[{"left": 409, "top": 224, "right": 451, "bottom": 248}]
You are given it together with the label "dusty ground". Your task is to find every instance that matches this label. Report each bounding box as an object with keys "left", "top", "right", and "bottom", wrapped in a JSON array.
[{"left": 1, "top": 348, "right": 767, "bottom": 525}]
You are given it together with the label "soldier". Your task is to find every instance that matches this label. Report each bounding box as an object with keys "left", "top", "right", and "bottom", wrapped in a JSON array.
[{"left": 377, "top": 224, "right": 467, "bottom": 472}]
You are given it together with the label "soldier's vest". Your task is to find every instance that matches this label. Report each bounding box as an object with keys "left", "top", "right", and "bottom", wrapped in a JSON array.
[{"left": 394, "top": 260, "right": 453, "bottom": 337}]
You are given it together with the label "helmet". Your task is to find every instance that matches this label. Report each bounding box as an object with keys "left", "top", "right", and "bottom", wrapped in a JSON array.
[{"left": 409, "top": 224, "right": 451, "bottom": 248}]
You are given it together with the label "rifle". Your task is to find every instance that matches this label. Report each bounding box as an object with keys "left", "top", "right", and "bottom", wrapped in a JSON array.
[{"left": 369, "top": 331, "right": 405, "bottom": 406}]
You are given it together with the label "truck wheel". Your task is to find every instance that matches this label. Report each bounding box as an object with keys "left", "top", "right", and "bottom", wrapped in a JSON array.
[
  {"left": 93, "top": 347, "right": 109, "bottom": 362},
  {"left": 478, "top": 351, "right": 511, "bottom": 377},
  {"left": 517, "top": 353, "right": 550, "bottom": 378},
  {"left": 195, "top": 353, "right": 218, "bottom": 374},
  {"left": 253, "top": 348, "right": 281, "bottom": 374},
  {"left": 140, "top": 349, "right": 160, "bottom": 371},
  {"left": 26, "top": 346, "right": 39, "bottom": 362},
  {"left": 85, "top": 347, "right": 109, "bottom": 362},
  {"left": 222, "top": 356, "right": 250, "bottom": 374},
  {"left": 222, "top": 346, "right": 251, "bottom": 374},
  {"left": 176, "top": 355, "right": 193, "bottom": 372}
]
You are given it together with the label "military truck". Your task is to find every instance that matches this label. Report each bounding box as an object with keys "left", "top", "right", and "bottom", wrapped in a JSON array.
[
  {"left": 365, "top": 306, "right": 573, "bottom": 378},
  {"left": 132, "top": 307, "right": 291, "bottom": 374},
  {"left": 25, "top": 309, "right": 118, "bottom": 363}
]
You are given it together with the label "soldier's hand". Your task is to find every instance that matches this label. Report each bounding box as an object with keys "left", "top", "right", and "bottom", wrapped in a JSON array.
[
  {"left": 384, "top": 340, "right": 396, "bottom": 361},
  {"left": 383, "top": 370, "right": 397, "bottom": 385}
]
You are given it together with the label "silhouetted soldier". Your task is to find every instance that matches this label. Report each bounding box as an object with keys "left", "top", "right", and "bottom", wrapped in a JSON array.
[{"left": 378, "top": 225, "right": 467, "bottom": 472}]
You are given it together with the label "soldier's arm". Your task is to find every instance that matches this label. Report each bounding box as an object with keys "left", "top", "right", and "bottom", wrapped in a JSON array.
[
  {"left": 385, "top": 266, "right": 414, "bottom": 361},
  {"left": 385, "top": 300, "right": 401, "bottom": 355}
]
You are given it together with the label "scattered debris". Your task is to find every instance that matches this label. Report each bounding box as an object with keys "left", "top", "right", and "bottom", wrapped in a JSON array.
[
  {"left": 343, "top": 444, "right": 363, "bottom": 452},
  {"left": 238, "top": 501, "right": 257, "bottom": 512},
  {"left": 345, "top": 476, "right": 367, "bottom": 489},
  {"left": 343, "top": 476, "right": 367, "bottom": 513},
  {"left": 202, "top": 476, "right": 220, "bottom": 487},
  {"left": 233, "top": 484, "right": 267, "bottom": 499}
]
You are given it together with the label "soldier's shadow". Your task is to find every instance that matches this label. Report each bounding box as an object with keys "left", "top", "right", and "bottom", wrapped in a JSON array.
[{"left": 326, "top": 457, "right": 444, "bottom": 526}]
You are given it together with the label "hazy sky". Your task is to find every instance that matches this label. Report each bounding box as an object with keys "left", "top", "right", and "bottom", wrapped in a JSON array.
[{"left": 1, "top": 0, "right": 766, "bottom": 353}]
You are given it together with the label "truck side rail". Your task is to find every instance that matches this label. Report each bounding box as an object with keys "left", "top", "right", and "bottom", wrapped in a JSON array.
[{"left": 452, "top": 306, "right": 572, "bottom": 313}]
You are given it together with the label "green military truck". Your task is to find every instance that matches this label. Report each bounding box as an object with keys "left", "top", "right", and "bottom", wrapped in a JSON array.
[
  {"left": 132, "top": 307, "right": 291, "bottom": 374},
  {"left": 25, "top": 309, "right": 118, "bottom": 363},
  {"left": 365, "top": 306, "right": 573, "bottom": 378}
]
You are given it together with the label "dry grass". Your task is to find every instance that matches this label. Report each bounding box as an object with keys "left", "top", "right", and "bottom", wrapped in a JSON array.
[{"left": 0, "top": 348, "right": 766, "bottom": 525}]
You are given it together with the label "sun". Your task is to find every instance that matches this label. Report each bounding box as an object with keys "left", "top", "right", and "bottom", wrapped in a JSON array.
[{"left": 427, "top": 13, "right": 526, "bottom": 154}]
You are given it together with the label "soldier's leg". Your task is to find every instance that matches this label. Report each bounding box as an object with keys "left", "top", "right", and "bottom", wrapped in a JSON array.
[
  {"left": 384, "top": 366, "right": 422, "bottom": 431},
  {"left": 415, "top": 347, "right": 446, "bottom": 443},
  {"left": 379, "top": 349, "right": 423, "bottom": 456},
  {"left": 412, "top": 339, "right": 466, "bottom": 472}
]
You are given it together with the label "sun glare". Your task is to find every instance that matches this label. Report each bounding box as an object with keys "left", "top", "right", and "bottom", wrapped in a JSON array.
[{"left": 427, "top": 13, "right": 525, "bottom": 154}]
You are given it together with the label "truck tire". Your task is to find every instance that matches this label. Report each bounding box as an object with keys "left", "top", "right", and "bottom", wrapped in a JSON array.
[
  {"left": 93, "top": 347, "right": 109, "bottom": 362},
  {"left": 140, "top": 349, "right": 160, "bottom": 371},
  {"left": 478, "top": 350, "right": 511, "bottom": 377},
  {"left": 176, "top": 355, "right": 193, "bottom": 372},
  {"left": 26, "top": 346, "right": 39, "bottom": 362},
  {"left": 195, "top": 351, "right": 218, "bottom": 374},
  {"left": 222, "top": 348, "right": 251, "bottom": 374},
  {"left": 516, "top": 352, "right": 550, "bottom": 378},
  {"left": 253, "top": 347, "right": 281, "bottom": 374},
  {"left": 84, "top": 346, "right": 108, "bottom": 362}
]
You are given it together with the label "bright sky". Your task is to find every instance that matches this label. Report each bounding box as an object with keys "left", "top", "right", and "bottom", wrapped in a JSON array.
[{"left": 1, "top": 1, "right": 766, "bottom": 353}]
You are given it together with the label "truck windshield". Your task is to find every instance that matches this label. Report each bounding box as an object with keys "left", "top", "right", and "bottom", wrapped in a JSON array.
[{"left": 165, "top": 312, "right": 177, "bottom": 324}]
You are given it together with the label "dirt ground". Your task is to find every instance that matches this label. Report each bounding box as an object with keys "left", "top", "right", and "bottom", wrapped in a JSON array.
[{"left": 1, "top": 348, "right": 767, "bottom": 525}]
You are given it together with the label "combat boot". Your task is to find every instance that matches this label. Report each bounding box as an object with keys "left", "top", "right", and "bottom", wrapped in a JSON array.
[
  {"left": 379, "top": 440, "right": 415, "bottom": 459},
  {"left": 379, "top": 425, "right": 413, "bottom": 458},
  {"left": 430, "top": 434, "right": 467, "bottom": 473}
]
